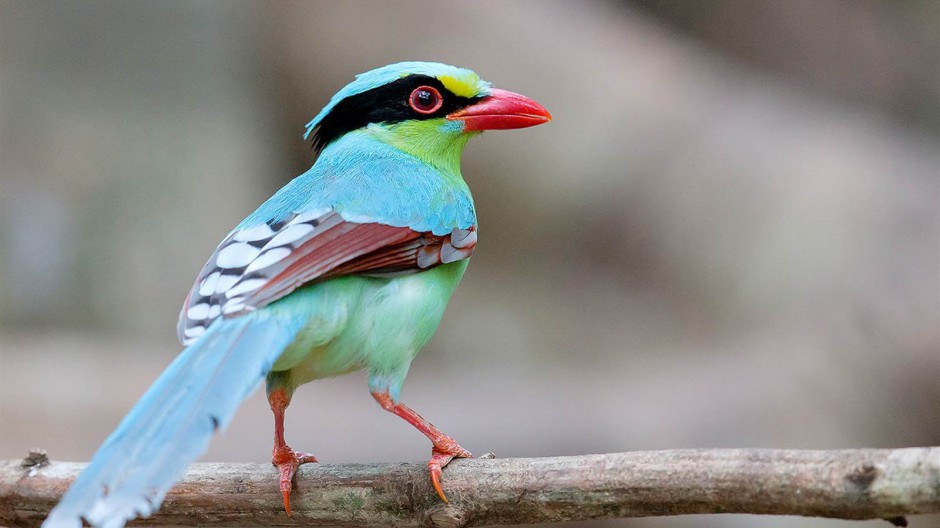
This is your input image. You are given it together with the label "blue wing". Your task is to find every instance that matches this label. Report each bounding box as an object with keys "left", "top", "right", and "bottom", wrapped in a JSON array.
[
  {"left": 177, "top": 133, "right": 477, "bottom": 344},
  {"left": 237, "top": 131, "right": 476, "bottom": 236}
]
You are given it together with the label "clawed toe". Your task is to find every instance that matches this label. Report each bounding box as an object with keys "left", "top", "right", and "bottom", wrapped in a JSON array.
[
  {"left": 428, "top": 441, "right": 472, "bottom": 503},
  {"left": 273, "top": 447, "right": 318, "bottom": 516},
  {"left": 367, "top": 391, "right": 472, "bottom": 504}
]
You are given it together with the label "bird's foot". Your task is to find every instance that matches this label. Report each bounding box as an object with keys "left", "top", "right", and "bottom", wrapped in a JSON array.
[
  {"left": 272, "top": 445, "right": 318, "bottom": 516},
  {"left": 428, "top": 436, "right": 472, "bottom": 503}
]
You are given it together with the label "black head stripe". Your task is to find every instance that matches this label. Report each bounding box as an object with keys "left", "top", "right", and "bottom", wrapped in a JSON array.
[{"left": 310, "top": 75, "right": 482, "bottom": 152}]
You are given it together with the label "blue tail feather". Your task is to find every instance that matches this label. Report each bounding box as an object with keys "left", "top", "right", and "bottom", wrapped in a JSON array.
[{"left": 43, "top": 314, "right": 302, "bottom": 528}]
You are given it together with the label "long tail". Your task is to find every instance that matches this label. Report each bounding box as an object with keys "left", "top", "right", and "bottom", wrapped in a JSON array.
[{"left": 43, "top": 313, "right": 302, "bottom": 528}]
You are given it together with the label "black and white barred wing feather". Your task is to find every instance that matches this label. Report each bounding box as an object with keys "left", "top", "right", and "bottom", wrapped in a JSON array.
[{"left": 178, "top": 209, "right": 477, "bottom": 344}]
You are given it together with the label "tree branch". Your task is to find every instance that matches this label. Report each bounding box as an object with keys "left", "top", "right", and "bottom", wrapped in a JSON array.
[{"left": 2, "top": 448, "right": 938, "bottom": 527}]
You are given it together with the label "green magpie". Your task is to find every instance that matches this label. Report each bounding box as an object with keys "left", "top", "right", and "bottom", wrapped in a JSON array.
[{"left": 44, "top": 61, "right": 551, "bottom": 528}]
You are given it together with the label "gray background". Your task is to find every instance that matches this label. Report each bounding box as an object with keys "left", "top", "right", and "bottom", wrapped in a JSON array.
[{"left": 1, "top": 1, "right": 938, "bottom": 527}]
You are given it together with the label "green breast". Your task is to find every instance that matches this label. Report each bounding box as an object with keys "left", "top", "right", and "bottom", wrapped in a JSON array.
[{"left": 267, "top": 260, "right": 469, "bottom": 390}]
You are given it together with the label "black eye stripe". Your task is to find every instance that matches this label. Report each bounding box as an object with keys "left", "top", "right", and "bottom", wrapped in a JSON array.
[{"left": 310, "top": 75, "right": 482, "bottom": 152}]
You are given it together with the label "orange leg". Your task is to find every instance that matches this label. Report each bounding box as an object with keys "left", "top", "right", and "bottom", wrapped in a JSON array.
[
  {"left": 371, "top": 390, "right": 471, "bottom": 503},
  {"left": 269, "top": 388, "right": 317, "bottom": 516}
]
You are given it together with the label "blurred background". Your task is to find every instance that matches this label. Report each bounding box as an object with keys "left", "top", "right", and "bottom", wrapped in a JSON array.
[{"left": 1, "top": 1, "right": 938, "bottom": 527}]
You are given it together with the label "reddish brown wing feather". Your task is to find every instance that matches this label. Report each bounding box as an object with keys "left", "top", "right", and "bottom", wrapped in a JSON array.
[
  {"left": 325, "top": 234, "right": 442, "bottom": 278},
  {"left": 239, "top": 222, "right": 423, "bottom": 308},
  {"left": 326, "top": 225, "right": 477, "bottom": 278},
  {"left": 238, "top": 222, "right": 476, "bottom": 309},
  {"left": 179, "top": 210, "right": 477, "bottom": 344}
]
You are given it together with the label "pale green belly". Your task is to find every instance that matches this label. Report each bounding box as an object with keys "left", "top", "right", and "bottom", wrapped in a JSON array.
[{"left": 266, "top": 260, "right": 468, "bottom": 391}]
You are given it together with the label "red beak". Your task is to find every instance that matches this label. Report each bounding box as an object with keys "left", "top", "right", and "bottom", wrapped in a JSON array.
[{"left": 447, "top": 88, "right": 552, "bottom": 131}]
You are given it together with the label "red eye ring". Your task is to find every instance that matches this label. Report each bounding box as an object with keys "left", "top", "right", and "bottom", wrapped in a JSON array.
[{"left": 409, "top": 86, "right": 443, "bottom": 114}]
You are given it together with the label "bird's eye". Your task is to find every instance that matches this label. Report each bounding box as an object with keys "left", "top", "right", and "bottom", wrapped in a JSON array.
[{"left": 409, "top": 86, "right": 443, "bottom": 115}]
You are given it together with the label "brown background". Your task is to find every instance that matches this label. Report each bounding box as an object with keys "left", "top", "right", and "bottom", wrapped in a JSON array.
[{"left": 1, "top": 1, "right": 938, "bottom": 527}]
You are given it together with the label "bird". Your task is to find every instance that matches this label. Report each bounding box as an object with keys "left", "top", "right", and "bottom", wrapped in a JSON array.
[{"left": 43, "top": 61, "right": 551, "bottom": 528}]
